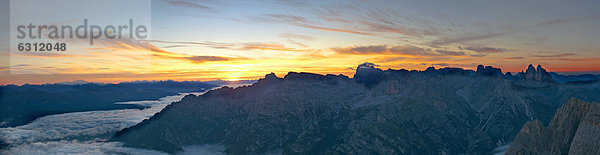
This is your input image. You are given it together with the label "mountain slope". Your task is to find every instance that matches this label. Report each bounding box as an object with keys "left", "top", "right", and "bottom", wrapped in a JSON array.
[
  {"left": 111, "top": 64, "right": 600, "bottom": 154},
  {"left": 506, "top": 98, "right": 600, "bottom": 154}
]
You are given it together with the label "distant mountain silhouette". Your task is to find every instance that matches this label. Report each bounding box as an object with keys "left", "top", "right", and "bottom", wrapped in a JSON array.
[
  {"left": 111, "top": 64, "right": 600, "bottom": 154},
  {"left": 0, "top": 80, "right": 218, "bottom": 127}
]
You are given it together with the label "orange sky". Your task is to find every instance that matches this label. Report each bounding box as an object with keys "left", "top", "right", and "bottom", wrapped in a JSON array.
[{"left": 2, "top": 0, "right": 600, "bottom": 85}]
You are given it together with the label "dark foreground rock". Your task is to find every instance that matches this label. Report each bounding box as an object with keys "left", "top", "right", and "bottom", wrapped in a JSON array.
[{"left": 507, "top": 98, "right": 600, "bottom": 154}]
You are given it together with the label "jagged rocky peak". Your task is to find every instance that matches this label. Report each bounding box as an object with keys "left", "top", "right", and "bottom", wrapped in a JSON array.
[
  {"left": 264, "top": 72, "right": 278, "bottom": 80},
  {"left": 476, "top": 65, "right": 503, "bottom": 76},
  {"left": 255, "top": 72, "right": 281, "bottom": 85},
  {"left": 424, "top": 66, "right": 437, "bottom": 73},
  {"left": 354, "top": 62, "right": 384, "bottom": 85},
  {"left": 258, "top": 72, "right": 349, "bottom": 84},
  {"left": 507, "top": 98, "right": 600, "bottom": 154},
  {"left": 521, "top": 64, "right": 553, "bottom": 81}
]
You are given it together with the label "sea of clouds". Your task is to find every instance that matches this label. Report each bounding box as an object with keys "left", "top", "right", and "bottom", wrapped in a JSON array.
[{"left": 0, "top": 92, "right": 226, "bottom": 155}]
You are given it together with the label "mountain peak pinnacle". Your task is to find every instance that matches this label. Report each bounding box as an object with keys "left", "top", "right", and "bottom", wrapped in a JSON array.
[{"left": 522, "top": 64, "right": 552, "bottom": 81}]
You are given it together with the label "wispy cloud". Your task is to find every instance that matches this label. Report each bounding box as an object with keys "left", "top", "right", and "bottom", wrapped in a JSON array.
[
  {"left": 435, "top": 50, "right": 466, "bottom": 56},
  {"left": 464, "top": 46, "right": 508, "bottom": 53},
  {"left": 333, "top": 45, "right": 470, "bottom": 57},
  {"left": 430, "top": 32, "right": 506, "bottom": 46},
  {"left": 355, "top": 7, "right": 439, "bottom": 37},
  {"left": 253, "top": 13, "right": 374, "bottom": 36},
  {"left": 535, "top": 16, "right": 600, "bottom": 26},
  {"left": 332, "top": 45, "right": 388, "bottom": 54},
  {"left": 11, "top": 52, "right": 78, "bottom": 58},
  {"left": 253, "top": 14, "right": 313, "bottom": 24},
  {"left": 162, "top": 45, "right": 187, "bottom": 48},
  {"left": 153, "top": 54, "right": 237, "bottom": 63},
  {"left": 529, "top": 53, "right": 576, "bottom": 58},
  {"left": 86, "top": 39, "right": 244, "bottom": 63},
  {"left": 166, "top": 0, "right": 216, "bottom": 13},
  {"left": 504, "top": 57, "right": 525, "bottom": 60},
  {"left": 429, "top": 16, "right": 600, "bottom": 46},
  {"left": 280, "top": 33, "right": 315, "bottom": 41},
  {"left": 274, "top": 0, "right": 312, "bottom": 8},
  {"left": 148, "top": 40, "right": 303, "bottom": 52},
  {"left": 533, "top": 58, "right": 600, "bottom": 62},
  {"left": 294, "top": 23, "right": 374, "bottom": 35},
  {"left": 287, "top": 39, "right": 308, "bottom": 48},
  {"left": 358, "top": 21, "right": 423, "bottom": 37}
]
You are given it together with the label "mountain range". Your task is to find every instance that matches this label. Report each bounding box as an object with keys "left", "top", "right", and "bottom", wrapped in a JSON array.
[{"left": 111, "top": 63, "right": 600, "bottom": 154}]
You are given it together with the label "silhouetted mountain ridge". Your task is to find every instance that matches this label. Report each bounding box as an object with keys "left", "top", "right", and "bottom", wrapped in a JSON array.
[{"left": 111, "top": 64, "right": 600, "bottom": 154}]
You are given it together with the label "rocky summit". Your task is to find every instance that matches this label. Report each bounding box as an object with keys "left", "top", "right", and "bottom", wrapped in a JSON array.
[
  {"left": 111, "top": 64, "right": 600, "bottom": 154},
  {"left": 506, "top": 99, "right": 600, "bottom": 154},
  {"left": 517, "top": 64, "right": 553, "bottom": 82}
]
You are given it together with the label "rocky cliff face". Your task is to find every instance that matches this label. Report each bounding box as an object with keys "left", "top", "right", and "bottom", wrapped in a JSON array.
[
  {"left": 476, "top": 65, "right": 503, "bottom": 76},
  {"left": 506, "top": 99, "right": 600, "bottom": 154},
  {"left": 111, "top": 64, "right": 600, "bottom": 154},
  {"left": 517, "top": 64, "right": 553, "bottom": 82}
]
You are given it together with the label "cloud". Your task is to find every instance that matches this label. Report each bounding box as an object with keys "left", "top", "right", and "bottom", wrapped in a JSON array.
[
  {"left": 429, "top": 16, "right": 600, "bottom": 46},
  {"left": 434, "top": 50, "right": 466, "bottom": 56},
  {"left": 253, "top": 14, "right": 312, "bottom": 24},
  {"left": 313, "top": 7, "right": 353, "bottom": 23},
  {"left": 0, "top": 93, "right": 196, "bottom": 144},
  {"left": 358, "top": 21, "right": 423, "bottom": 37},
  {"left": 162, "top": 45, "right": 187, "bottom": 48},
  {"left": 532, "top": 58, "right": 600, "bottom": 62},
  {"left": 11, "top": 52, "right": 78, "bottom": 58},
  {"left": 430, "top": 32, "right": 506, "bottom": 46},
  {"left": 280, "top": 33, "right": 315, "bottom": 41},
  {"left": 295, "top": 23, "right": 374, "bottom": 35},
  {"left": 313, "top": 6, "right": 439, "bottom": 37},
  {"left": 148, "top": 40, "right": 302, "bottom": 52},
  {"left": 535, "top": 16, "right": 600, "bottom": 26},
  {"left": 0, "top": 141, "right": 168, "bottom": 155},
  {"left": 274, "top": 0, "right": 312, "bottom": 8},
  {"left": 86, "top": 39, "right": 244, "bottom": 63},
  {"left": 376, "top": 56, "right": 407, "bottom": 63},
  {"left": 389, "top": 45, "right": 436, "bottom": 56},
  {"left": 152, "top": 54, "right": 240, "bottom": 64},
  {"left": 239, "top": 43, "right": 301, "bottom": 51},
  {"left": 464, "top": 46, "right": 508, "bottom": 53},
  {"left": 184, "top": 56, "right": 234, "bottom": 63},
  {"left": 0, "top": 64, "right": 33, "bottom": 70},
  {"left": 529, "top": 53, "right": 576, "bottom": 58},
  {"left": 333, "top": 45, "right": 388, "bottom": 54},
  {"left": 333, "top": 45, "right": 471, "bottom": 57},
  {"left": 504, "top": 57, "right": 525, "bottom": 60},
  {"left": 0, "top": 93, "right": 211, "bottom": 155},
  {"left": 356, "top": 9, "right": 440, "bottom": 37},
  {"left": 253, "top": 14, "right": 374, "bottom": 35},
  {"left": 166, "top": 1, "right": 216, "bottom": 13},
  {"left": 147, "top": 40, "right": 232, "bottom": 47},
  {"left": 287, "top": 39, "right": 308, "bottom": 48}
]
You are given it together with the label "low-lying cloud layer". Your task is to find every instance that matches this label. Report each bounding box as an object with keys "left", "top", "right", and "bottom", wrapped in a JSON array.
[{"left": 0, "top": 92, "right": 214, "bottom": 155}]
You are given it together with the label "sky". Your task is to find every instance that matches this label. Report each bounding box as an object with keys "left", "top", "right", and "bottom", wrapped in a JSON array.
[{"left": 2, "top": 0, "right": 600, "bottom": 85}]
